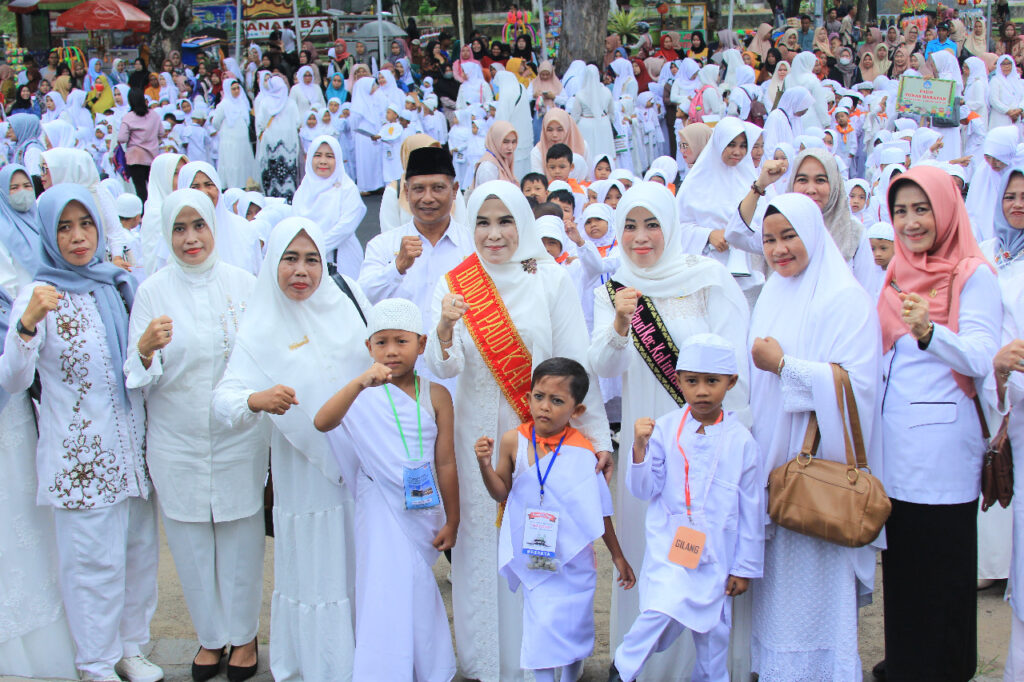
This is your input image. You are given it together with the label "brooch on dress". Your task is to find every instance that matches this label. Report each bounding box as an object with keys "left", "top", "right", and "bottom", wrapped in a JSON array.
[{"left": 521, "top": 258, "right": 537, "bottom": 274}]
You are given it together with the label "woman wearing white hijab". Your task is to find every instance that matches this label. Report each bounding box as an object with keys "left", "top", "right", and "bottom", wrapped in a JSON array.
[
  {"left": 571, "top": 64, "right": 616, "bottom": 165},
  {"left": 212, "top": 78, "right": 258, "bottom": 190},
  {"left": 213, "top": 217, "right": 370, "bottom": 682},
  {"left": 140, "top": 153, "right": 188, "bottom": 276},
  {"left": 42, "top": 119, "right": 78, "bottom": 150},
  {"left": 678, "top": 117, "right": 764, "bottom": 300},
  {"left": 963, "top": 56, "right": 991, "bottom": 170},
  {"left": 589, "top": 181, "right": 750, "bottom": 682},
  {"left": 967, "top": 124, "right": 1021, "bottom": 242},
  {"left": 290, "top": 65, "right": 326, "bottom": 122},
  {"left": 492, "top": 69, "right": 534, "bottom": 181},
  {"left": 126, "top": 188, "right": 267, "bottom": 679},
  {"left": 291, "top": 135, "right": 367, "bottom": 278},
  {"left": 747, "top": 192, "right": 883, "bottom": 681},
  {"left": 989, "top": 55, "right": 1024, "bottom": 130},
  {"left": 41, "top": 148, "right": 122, "bottom": 247},
  {"left": 669, "top": 58, "right": 701, "bottom": 115},
  {"left": 376, "top": 69, "right": 406, "bottom": 111},
  {"left": 176, "top": 161, "right": 263, "bottom": 275},
  {"left": 255, "top": 75, "right": 300, "bottom": 202},
  {"left": 610, "top": 57, "right": 638, "bottom": 101},
  {"left": 456, "top": 61, "right": 493, "bottom": 109},
  {"left": 426, "top": 180, "right": 613, "bottom": 682},
  {"left": 560, "top": 59, "right": 587, "bottom": 99},
  {"left": 760, "top": 61, "right": 789, "bottom": 110},
  {"left": 694, "top": 64, "right": 724, "bottom": 123},
  {"left": 761, "top": 87, "right": 813, "bottom": 162},
  {"left": 349, "top": 75, "right": 385, "bottom": 194},
  {"left": 60, "top": 89, "right": 94, "bottom": 130},
  {"left": 42, "top": 91, "right": 65, "bottom": 123}
]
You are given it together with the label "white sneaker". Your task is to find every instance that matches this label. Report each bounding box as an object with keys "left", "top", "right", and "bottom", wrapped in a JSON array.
[{"left": 115, "top": 655, "right": 164, "bottom": 682}]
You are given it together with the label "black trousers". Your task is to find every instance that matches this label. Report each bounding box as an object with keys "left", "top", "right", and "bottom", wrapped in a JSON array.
[
  {"left": 881, "top": 497, "right": 978, "bottom": 682},
  {"left": 127, "top": 163, "right": 150, "bottom": 203}
]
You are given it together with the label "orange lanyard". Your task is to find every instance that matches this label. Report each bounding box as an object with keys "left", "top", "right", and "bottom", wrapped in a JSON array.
[{"left": 674, "top": 406, "right": 723, "bottom": 517}]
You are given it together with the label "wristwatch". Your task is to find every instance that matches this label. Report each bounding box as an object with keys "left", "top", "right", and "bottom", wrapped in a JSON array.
[{"left": 15, "top": 319, "right": 36, "bottom": 337}]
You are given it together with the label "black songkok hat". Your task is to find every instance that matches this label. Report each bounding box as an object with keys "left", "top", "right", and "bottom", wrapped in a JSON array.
[{"left": 406, "top": 146, "right": 456, "bottom": 179}]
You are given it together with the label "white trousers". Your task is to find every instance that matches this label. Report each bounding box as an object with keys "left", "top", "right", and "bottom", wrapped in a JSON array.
[
  {"left": 162, "top": 511, "right": 265, "bottom": 649},
  {"left": 1005, "top": 612, "right": 1024, "bottom": 681},
  {"left": 53, "top": 496, "right": 159, "bottom": 678},
  {"left": 614, "top": 609, "right": 731, "bottom": 682}
]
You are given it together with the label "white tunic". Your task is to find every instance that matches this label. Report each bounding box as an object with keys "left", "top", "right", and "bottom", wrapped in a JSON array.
[
  {"left": 588, "top": 277, "right": 751, "bottom": 680},
  {"left": 424, "top": 263, "right": 612, "bottom": 682},
  {"left": 124, "top": 262, "right": 269, "bottom": 523},
  {"left": 330, "top": 380, "right": 456, "bottom": 682},
  {"left": 498, "top": 429, "right": 613, "bottom": 671},
  {"left": 211, "top": 104, "right": 259, "bottom": 190},
  {"left": 0, "top": 287, "right": 149, "bottom": 510},
  {"left": 628, "top": 410, "right": 762, "bottom": 633}
]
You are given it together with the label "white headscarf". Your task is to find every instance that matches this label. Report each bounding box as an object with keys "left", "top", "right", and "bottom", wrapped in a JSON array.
[
  {"left": 161, "top": 188, "right": 219, "bottom": 275},
  {"left": 610, "top": 58, "right": 635, "bottom": 99},
  {"left": 993, "top": 55, "right": 1024, "bottom": 110},
  {"left": 42, "top": 119, "right": 77, "bottom": 149},
  {"left": 42, "top": 91, "right": 65, "bottom": 123},
  {"left": 611, "top": 181, "right": 748, "bottom": 305},
  {"left": 561, "top": 60, "right": 587, "bottom": 98},
  {"left": 575, "top": 64, "right": 607, "bottom": 117},
  {"left": 582, "top": 202, "right": 616, "bottom": 248},
  {"left": 42, "top": 147, "right": 120, "bottom": 239},
  {"left": 228, "top": 217, "right": 368, "bottom": 484},
  {"left": 293, "top": 65, "right": 327, "bottom": 110},
  {"left": 677, "top": 117, "right": 755, "bottom": 230},
  {"left": 291, "top": 135, "right": 364, "bottom": 256},
  {"left": 967, "top": 124, "right": 1021, "bottom": 241},
  {"left": 176, "top": 161, "right": 260, "bottom": 274},
  {"left": 217, "top": 78, "right": 251, "bottom": 128},
  {"left": 747, "top": 194, "right": 884, "bottom": 596},
  {"left": 929, "top": 50, "right": 963, "bottom": 92},
  {"left": 377, "top": 69, "right": 405, "bottom": 110},
  {"left": 159, "top": 72, "right": 177, "bottom": 102}
]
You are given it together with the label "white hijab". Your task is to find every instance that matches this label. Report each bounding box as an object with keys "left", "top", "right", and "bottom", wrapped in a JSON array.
[
  {"left": 42, "top": 147, "right": 120, "bottom": 239},
  {"left": 575, "top": 64, "right": 608, "bottom": 116},
  {"left": 677, "top": 117, "right": 755, "bottom": 230},
  {"left": 610, "top": 181, "right": 749, "bottom": 305},
  {"left": 217, "top": 78, "right": 252, "bottom": 128},
  {"left": 228, "top": 217, "right": 367, "bottom": 484},
  {"left": 610, "top": 58, "right": 635, "bottom": 99},
  {"left": 967, "top": 124, "right": 1021, "bottom": 241},
  {"left": 292, "top": 65, "right": 326, "bottom": 110},
  {"left": 176, "top": 161, "right": 260, "bottom": 273},
  {"left": 161, "top": 188, "right": 219, "bottom": 275},
  {"left": 561, "top": 60, "right": 587, "bottom": 98},
  {"left": 291, "top": 135, "right": 363, "bottom": 255},
  {"left": 747, "top": 192, "right": 883, "bottom": 584}
]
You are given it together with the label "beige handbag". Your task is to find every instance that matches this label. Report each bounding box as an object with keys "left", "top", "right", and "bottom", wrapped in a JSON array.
[{"left": 767, "top": 363, "right": 892, "bottom": 548}]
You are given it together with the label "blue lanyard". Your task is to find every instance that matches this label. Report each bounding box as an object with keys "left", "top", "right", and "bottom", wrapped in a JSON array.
[{"left": 531, "top": 426, "right": 566, "bottom": 506}]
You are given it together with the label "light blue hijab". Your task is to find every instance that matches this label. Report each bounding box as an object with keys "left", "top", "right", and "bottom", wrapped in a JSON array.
[
  {"left": 995, "top": 167, "right": 1024, "bottom": 265},
  {"left": 35, "top": 184, "right": 136, "bottom": 405},
  {"left": 0, "top": 164, "right": 41, "bottom": 276}
]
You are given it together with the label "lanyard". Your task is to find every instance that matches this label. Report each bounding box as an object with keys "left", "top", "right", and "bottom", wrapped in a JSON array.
[
  {"left": 531, "top": 426, "right": 566, "bottom": 505},
  {"left": 384, "top": 375, "right": 423, "bottom": 462},
  {"left": 674, "top": 406, "right": 723, "bottom": 518}
]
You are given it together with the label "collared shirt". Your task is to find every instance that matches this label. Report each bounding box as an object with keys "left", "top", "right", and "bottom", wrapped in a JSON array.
[
  {"left": 797, "top": 29, "right": 815, "bottom": 51},
  {"left": 924, "top": 38, "right": 957, "bottom": 58}
]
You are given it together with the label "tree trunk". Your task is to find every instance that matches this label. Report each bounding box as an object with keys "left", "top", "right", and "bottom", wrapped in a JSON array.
[
  {"left": 857, "top": 0, "right": 869, "bottom": 30},
  {"left": 559, "top": 0, "right": 608, "bottom": 70},
  {"left": 147, "top": 0, "right": 191, "bottom": 69}
]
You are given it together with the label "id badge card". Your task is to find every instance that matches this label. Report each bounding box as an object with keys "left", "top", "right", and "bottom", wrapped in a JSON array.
[
  {"left": 668, "top": 511, "right": 707, "bottom": 570},
  {"left": 523, "top": 507, "right": 559, "bottom": 571},
  {"left": 403, "top": 462, "right": 440, "bottom": 511}
]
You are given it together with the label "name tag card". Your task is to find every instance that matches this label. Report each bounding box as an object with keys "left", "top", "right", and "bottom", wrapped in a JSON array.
[
  {"left": 403, "top": 462, "right": 441, "bottom": 511},
  {"left": 524, "top": 507, "right": 559, "bottom": 571},
  {"left": 668, "top": 525, "right": 706, "bottom": 569}
]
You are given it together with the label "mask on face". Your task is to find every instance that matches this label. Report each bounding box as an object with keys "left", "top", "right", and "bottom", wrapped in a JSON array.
[
  {"left": 839, "top": 57, "right": 852, "bottom": 65},
  {"left": 443, "top": 72, "right": 454, "bottom": 79},
  {"left": 8, "top": 188, "right": 35, "bottom": 212}
]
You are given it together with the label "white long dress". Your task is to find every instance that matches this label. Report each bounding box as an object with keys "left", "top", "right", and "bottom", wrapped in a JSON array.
[
  {"left": 588, "top": 183, "right": 752, "bottom": 681},
  {"left": 571, "top": 65, "right": 617, "bottom": 165},
  {"left": 350, "top": 77, "right": 384, "bottom": 193},
  {"left": 424, "top": 181, "right": 611, "bottom": 682},
  {"left": 212, "top": 220, "right": 370, "bottom": 682},
  {"left": 212, "top": 90, "right": 259, "bottom": 190},
  {"left": 492, "top": 71, "right": 534, "bottom": 182}
]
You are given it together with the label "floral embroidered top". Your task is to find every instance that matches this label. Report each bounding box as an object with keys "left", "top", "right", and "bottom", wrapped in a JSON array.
[{"left": 0, "top": 286, "right": 149, "bottom": 510}]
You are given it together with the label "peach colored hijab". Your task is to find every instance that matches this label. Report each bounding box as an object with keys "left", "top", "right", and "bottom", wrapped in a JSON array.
[{"left": 477, "top": 120, "right": 518, "bottom": 185}]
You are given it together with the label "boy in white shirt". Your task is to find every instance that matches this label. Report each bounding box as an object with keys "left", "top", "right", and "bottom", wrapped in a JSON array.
[
  {"left": 475, "top": 357, "right": 636, "bottom": 682},
  {"left": 315, "top": 298, "right": 459, "bottom": 682},
  {"left": 610, "top": 334, "right": 763, "bottom": 682}
]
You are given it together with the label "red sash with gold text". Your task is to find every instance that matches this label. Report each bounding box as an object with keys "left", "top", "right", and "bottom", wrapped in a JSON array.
[{"left": 446, "top": 253, "right": 533, "bottom": 422}]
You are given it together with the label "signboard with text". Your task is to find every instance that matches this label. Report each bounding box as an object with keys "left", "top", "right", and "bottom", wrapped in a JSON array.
[
  {"left": 896, "top": 75, "right": 956, "bottom": 118},
  {"left": 243, "top": 16, "right": 331, "bottom": 39}
]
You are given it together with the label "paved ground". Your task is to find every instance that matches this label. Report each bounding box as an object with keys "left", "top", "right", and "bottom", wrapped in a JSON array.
[{"left": 1, "top": 196, "right": 1013, "bottom": 681}]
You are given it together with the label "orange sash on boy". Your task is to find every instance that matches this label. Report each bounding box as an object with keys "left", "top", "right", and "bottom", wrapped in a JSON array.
[{"left": 446, "top": 253, "right": 534, "bottom": 422}]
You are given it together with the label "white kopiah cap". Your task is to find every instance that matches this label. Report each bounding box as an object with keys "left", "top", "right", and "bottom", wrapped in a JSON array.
[
  {"left": 866, "top": 222, "right": 894, "bottom": 241},
  {"left": 115, "top": 193, "right": 143, "bottom": 219},
  {"left": 675, "top": 333, "right": 738, "bottom": 374},
  {"left": 366, "top": 298, "right": 423, "bottom": 339}
]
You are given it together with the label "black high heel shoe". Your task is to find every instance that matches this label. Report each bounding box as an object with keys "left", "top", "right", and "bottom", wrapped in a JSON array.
[
  {"left": 191, "top": 646, "right": 226, "bottom": 682},
  {"left": 227, "top": 639, "right": 259, "bottom": 682}
]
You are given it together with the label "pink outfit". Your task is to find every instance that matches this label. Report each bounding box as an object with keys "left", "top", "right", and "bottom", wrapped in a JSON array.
[{"left": 117, "top": 111, "right": 161, "bottom": 166}]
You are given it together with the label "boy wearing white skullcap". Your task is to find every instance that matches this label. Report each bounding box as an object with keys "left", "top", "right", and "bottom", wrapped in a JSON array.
[
  {"left": 315, "top": 297, "right": 459, "bottom": 682},
  {"left": 865, "top": 222, "right": 895, "bottom": 299},
  {"left": 611, "top": 333, "right": 763, "bottom": 682},
  {"left": 109, "top": 192, "right": 146, "bottom": 282}
]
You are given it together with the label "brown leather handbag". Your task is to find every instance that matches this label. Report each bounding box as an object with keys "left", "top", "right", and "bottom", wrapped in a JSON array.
[
  {"left": 977, "top": 395, "right": 1014, "bottom": 511},
  {"left": 768, "top": 363, "right": 892, "bottom": 548}
]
